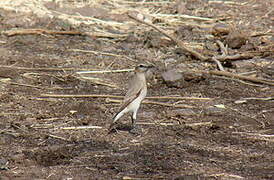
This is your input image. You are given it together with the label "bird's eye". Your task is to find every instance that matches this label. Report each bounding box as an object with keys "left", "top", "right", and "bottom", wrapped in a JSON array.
[{"left": 139, "top": 64, "right": 145, "bottom": 68}]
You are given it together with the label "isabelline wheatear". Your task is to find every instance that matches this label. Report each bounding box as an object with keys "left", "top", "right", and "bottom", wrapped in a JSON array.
[{"left": 110, "top": 64, "right": 154, "bottom": 132}]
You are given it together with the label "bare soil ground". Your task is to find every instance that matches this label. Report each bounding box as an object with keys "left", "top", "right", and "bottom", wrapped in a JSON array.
[{"left": 0, "top": 0, "right": 274, "bottom": 179}]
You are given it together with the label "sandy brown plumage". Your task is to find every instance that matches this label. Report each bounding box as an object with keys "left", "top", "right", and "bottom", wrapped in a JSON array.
[{"left": 110, "top": 64, "right": 154, "bottom": 131}]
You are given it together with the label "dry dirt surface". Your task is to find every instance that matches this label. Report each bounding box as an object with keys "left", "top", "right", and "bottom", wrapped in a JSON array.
[{"left": 0, "top": 0, "right": 274, "bottom": 179}]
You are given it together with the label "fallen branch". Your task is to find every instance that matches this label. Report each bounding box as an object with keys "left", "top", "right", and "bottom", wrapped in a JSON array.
[
  {"left": 127, "top": 12, "right": 209, "bottom": 61},
  {"left": 0, "top": 65, "right": 91, "bottom": 71},
  {"left": 2, "top": 29, "right": 127, "bottom": 39},
  {"left": 214, "top": 76, "right": 265, "bottom": 87},
  {"left": 2, "top": 29, "right": 84, "bottom": 37},
  {"left": 127, "top": 12, "right": 268, "bottom": 63},
  {"left": 215, "top": 52, "right": 258, "bottom": 62},
  {"left": 190, "top": 70, "right": 274, "bottom": 86}
]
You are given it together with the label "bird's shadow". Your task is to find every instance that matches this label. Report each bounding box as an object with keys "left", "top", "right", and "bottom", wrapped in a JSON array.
[{"left": 108, "top": 123, "right": 133, "bottom": 134}]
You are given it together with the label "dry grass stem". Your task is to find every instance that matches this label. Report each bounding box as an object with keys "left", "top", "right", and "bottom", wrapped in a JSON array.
[
  {"left": 3, "top": 29, "right": 84, "bottom": 36},
  {"left": 40, "top": 93, "right": 210, "bottom": 101},
  {"left": 85, "top": 32, "right": 127, "bottom": 39},
  {"left": 40, "top": 94, "right": 122, "bottom": 98},
  {"left": 208, "top": 1, "right": 248, "bottom": 5},
  {"left": 151, "top": 14, "right": 214, "bottom": 21},
  {"left": 0, "top": 65, "right": 91, "bottom": 71},
  {"left": 8, "top": 82, "right": 45, "bottom": 89},
  {"left": 70, "top": 49, "right": 136, "bottom": 62},
  {"left": 214, "top": 76, "right": 265, "bottom": 87},
  {"left": 212, "top": 57, "right": 225, "bottom": 71},
  {"left": 209, "top": 173, "right": 244, "bottom": 179},
  {"left": 58, "top": 126, "right": 103, "bottom": 130},
  {"left": 185, "top": 121, "right": 213, "bottom": 128},
  {"left": 216, "top": 40, "right": 228, "bottom": 56},
  {"left": 122, "top": 1, "right": 174, "bottom": 4},
  {"left": 107, "top": 98, "right": 195, "bottom": 108},
  {"left": 251, "top": 30, "right": 273, "bottom": 37},
  {"left": 232, "top": 132, "right": 274, "bottom": 142},
  {"left": 137, "top": 122, "right": 177, "bottom": 126},
  {"left": 47, "top": 134, "right": 70, "bottom": 141},
  {"left": 148, "top": 96, "right": 211, "bottom": 100},
  {"left": 243, "top": 97, "right": 274, "bottom": 101},
  {"left": 76, "top": 69, "right": 134, "bottom": 74},
  {"left": 232, "top": 132, "right": 274, "bottom": 138},
  {"left": 2, "top": 28, "right": 127, "bottom": 39},
  {"left": 76, "top": 76, "right": 119, "bottom": 88}
]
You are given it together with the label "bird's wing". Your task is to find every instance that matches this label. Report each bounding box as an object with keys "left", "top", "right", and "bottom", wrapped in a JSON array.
[
  {"left": 124, "top": 74, "right": 143, "bottom": 102},
  {"left": 117, "top": 87, "right": 142, "bottom": 113},
  {"left": 115, "top": 74, "right": 143, "bottom": 114}
]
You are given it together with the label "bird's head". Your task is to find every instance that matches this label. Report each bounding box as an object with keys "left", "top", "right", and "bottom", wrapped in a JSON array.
[{"left": 134, "top": 64, "right": 155, "bottom": 73}]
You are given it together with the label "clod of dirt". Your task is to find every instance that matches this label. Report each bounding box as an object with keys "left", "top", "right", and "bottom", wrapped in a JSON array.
[
  {"left": 212, "top": 23, "right": 230, "bottom": 36},
  {"left": 263, "top": 64, "right": 274, "bottom": 78},
  {"left": 205, "top": 41, "right": 219, "bottom": 51},
  {"left": 185, "top": 0, "right": 205, "bottom": 10},
  {"left": 175, "top": 25, "right": 193, "bottom": 40},
  {"left": 203, "top": 106, "right": 226, "bottom": 116},
  {"left": 225, "top": 30, "right": 248, "bottom": 49},
  {"left": 143, "top": 31, "right": 173, "bottom": 48},
  {"left": 182, "top": 71, "right": 205, "bottom": 83},
  {"left": 161, "top": 69, "right": 185, "bottom": 88}
]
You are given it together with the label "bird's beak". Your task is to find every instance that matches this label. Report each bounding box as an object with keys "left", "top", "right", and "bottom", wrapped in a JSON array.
[{"left": 147, "top": 65, "right": 155, "bottom": 69}]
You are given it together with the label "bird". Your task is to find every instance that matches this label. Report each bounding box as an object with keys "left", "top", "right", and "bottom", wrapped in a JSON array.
[{"left": 109, "top": 64, "right": 154, "bottom": 133}]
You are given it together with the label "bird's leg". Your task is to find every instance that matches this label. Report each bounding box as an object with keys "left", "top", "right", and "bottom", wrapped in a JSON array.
[
  {"left": 129, "top": 111, "right": 142, "bottom": 134},
  {"left": 131, "top": 109, "right": 138, "bottom": 128},
  {"left": 131, "top": 114, "right": 136, "bottom": 129}
]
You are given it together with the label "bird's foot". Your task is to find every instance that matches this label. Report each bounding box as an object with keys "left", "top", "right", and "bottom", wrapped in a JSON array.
[
  {"left": 129, "top": 125, "right": 142, "bottom": 135},
  {"left": 108, "top": 123, "right": 118, "bottom": 134}
]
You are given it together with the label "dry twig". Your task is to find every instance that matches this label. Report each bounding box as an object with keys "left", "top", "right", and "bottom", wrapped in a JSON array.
[
  {"left": 70, "top": 49, "right": 136, "bottom": 62},
  {"left": 58, "top": 126, "right": 103, "bottom": 130},
  {"left": 0, "top": 65, "right": 89, "bottom": 71},
  {"left": 2, "top": 29, "right": 84, "bottom": 36},
  {"left": 76, "top": 69, "right": 134, "bottom": 74},
  {"left": 2, "top": 28, "right": 128, "bottom": 39},
  {"left": 191, "top": 70, "right": 274, "bottom": 86},
  {"left": 212, "top": 57, "right": 225, "bottom": 71}
]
